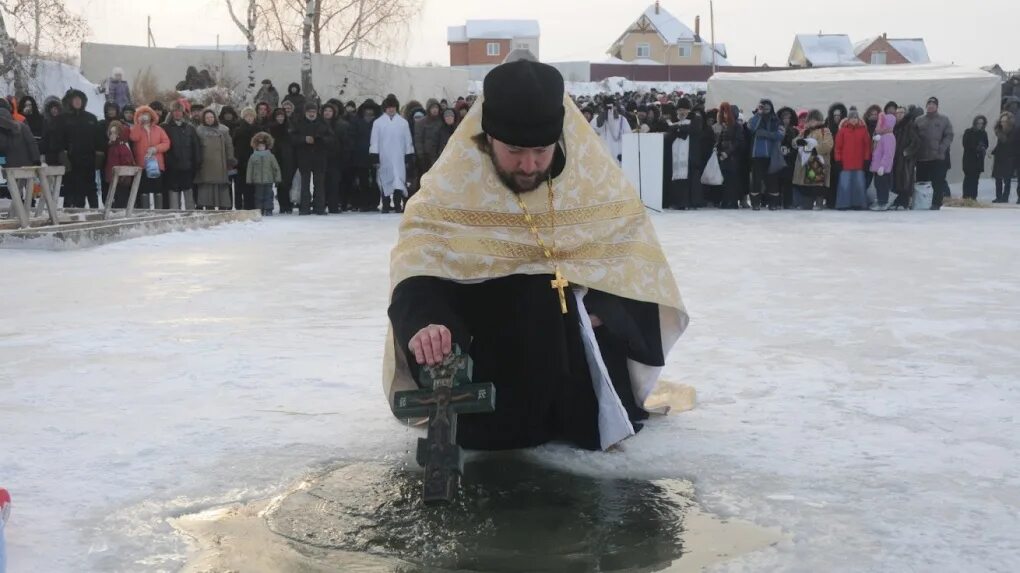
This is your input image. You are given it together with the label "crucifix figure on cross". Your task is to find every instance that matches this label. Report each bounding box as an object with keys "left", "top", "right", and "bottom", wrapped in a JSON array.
[
  {"left": 550, "top": 265, "right": 570, "bottom": 314},
  {"left": 393, "top": 345, "right": 496, "bottom": 504}
]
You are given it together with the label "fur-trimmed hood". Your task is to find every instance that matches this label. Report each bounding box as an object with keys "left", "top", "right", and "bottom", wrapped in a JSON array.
[
  {"left": 133, "top": 105, "right": 158, "bottom": 124},
  {"left": 62, "top": 88, "right": 89, "bottom": 112},
  {"left": 251, "top": 130, "right": 274, "bottom": 149}
]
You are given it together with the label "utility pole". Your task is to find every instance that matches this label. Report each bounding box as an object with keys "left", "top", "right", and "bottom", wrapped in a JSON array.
[{"left": 710, "top": 0, "right": 717, "bottom": 75}]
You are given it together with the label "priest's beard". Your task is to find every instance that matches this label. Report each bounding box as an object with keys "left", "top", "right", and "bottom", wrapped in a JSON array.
[{"left": 490, "top": 155, "right": 552, "bottom": 194}]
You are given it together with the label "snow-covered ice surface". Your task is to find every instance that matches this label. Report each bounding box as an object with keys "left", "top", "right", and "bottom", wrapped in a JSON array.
[{"left": 2, "top": 207, "right": 1020, "bottom": 572}]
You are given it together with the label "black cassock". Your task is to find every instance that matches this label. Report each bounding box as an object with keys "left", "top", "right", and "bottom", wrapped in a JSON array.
[{"left": 388, "top": 273, "right": 664, "bottom": 451}]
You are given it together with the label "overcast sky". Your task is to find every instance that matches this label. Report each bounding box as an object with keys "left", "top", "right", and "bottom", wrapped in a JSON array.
[{"left": 68, "top": 0, "right": 1019, "bottom": 71}]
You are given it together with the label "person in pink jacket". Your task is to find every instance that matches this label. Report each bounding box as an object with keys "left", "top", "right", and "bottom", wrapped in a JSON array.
[
  {"left": 869, "top": 112, "right": 897, "bottom": 210},
  {"left": 129, "top": 105, "right": 172, "bottom": 208}
]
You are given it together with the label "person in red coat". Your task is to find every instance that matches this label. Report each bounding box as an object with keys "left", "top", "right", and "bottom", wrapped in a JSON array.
[
  {"left": 128, "top": 105, "right": 171, "bottom": 208},
  {"left": 834, "top": 106, "right": 872, "bottom": 210},
  {"left": 104, "top": 119, "right": 136, "bottom": 208}
]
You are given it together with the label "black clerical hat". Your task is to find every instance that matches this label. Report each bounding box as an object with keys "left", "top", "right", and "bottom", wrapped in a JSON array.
[{"left": 482, "top": 60, "right": 564, "bottom": 148}]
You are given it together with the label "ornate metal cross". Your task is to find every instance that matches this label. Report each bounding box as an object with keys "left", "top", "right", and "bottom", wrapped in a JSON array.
[{"left": 393, "top": 345, "right": 496, "bottom": 504}]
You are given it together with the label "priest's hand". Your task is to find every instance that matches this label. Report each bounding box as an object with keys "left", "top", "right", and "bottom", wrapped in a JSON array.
[
  {"left": 589, "top": 314, "right": 603, "bottom": 328},
  {"left": 409, "top": 324, "right": 453, "bottom": 366}
]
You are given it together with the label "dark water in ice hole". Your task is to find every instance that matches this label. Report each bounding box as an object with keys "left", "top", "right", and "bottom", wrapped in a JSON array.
[{"left": 265, "top": 455, "right": 690, "bottom": 572}]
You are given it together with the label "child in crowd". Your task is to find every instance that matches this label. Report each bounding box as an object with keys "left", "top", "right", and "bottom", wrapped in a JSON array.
[
  {"left": 246, "top": 131, "right": 282, "bottom": 216},
  {"left": 103, "top": 120, "right": 137, "bottom": 208}
]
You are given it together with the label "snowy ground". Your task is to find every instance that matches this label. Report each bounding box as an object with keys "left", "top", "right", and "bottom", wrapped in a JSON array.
[{"left": 2, "top": 205, "right": 1020, "bottom": 572}]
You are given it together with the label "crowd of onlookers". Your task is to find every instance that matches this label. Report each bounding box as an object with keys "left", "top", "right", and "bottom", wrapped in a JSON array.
[
  {"left": 1, "top": 70, "right": 467, "bottom": 216},
  {"left": 3, "top": 67, "right": 1020, "bottom": 217},
  {"left": 581, "top": 87, "right": 1020, "bottom": 211}
]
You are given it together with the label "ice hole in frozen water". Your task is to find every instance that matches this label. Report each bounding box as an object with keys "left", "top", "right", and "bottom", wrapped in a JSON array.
[{"left": 264, "top": 455, "right": 691, "bottom": 572}]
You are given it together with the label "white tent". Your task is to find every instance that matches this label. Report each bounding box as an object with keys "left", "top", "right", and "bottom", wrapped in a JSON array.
[{"left": 707, "top": 64, "right": 1001, "bottom": 182}]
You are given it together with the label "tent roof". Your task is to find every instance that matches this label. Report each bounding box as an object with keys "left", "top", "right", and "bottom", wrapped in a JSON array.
[
  {"left": 711, "top": 63, "right": 992, "bottom": 84},
  {"left": 793, "top": 34, "right": 861, "bottom": 66}
]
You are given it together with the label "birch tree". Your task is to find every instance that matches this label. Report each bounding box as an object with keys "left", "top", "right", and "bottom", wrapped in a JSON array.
[
  {"left": 0, "top": 8, "right": 27, "bottom": 96},
  {"left": 226, "top": 0, "right": 259, "bottom": 104},
  {"left": 300, "top": 0, "right": 316, "bottom": 101},
  {"left": 1, "top": 0, "right": 87, "bottom": 93},
  {"left": 260, "top": 0, "right": 419, "bottom": 57}
]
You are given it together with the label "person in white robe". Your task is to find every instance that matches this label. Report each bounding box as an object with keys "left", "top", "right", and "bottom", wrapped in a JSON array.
[
  {"left": 369, "top": 95, "right": 415, "bottom": 213},
  {"left": 593, "top": 103, "right": 629, "bottom": 165}
]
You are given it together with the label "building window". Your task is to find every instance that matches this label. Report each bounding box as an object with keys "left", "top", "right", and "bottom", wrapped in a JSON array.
[
  {"left": 678, "top": 44, "right": 691, "bottom": 58},
  {"left": 516, "top": 42, "right": 529, "bottom": 50},
  {"left": 486, "top": 42, "right": 500, "bottom": 57},
  {"left": 870, "top": 51, "right": 887, "bottom": 65},
  {"left": 636, "top": 43, "right": 650, "bottom": 58}
]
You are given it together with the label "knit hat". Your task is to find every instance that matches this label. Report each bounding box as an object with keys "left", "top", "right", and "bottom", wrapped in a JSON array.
[
  {"left": 927, "top": 96, "right": 939, "bottom": 107},
  {"left": 303, "top": 101, "right": 319, "bottom": 112},
  {"left": 848, "top": 106, "right": 860, "bottom": 119},
  {"left": 482, "top": 59, "right": 565, "bottom": 148}
]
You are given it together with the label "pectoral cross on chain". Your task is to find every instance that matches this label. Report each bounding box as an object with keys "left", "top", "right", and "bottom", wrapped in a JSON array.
[
  {"left": 392, "top": 345, "right": 496, "bottom": 504},
  {"left": 551, "top": 266, "right": 569, "bottom": 314}
]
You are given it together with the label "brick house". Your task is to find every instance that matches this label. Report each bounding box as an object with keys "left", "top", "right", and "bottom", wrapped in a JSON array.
[
  {"left": 447, "top": 20, "right": 540, "bottom": 66},
  {"left": 854, "top": 34, "right": 931, "bottom": 65}
]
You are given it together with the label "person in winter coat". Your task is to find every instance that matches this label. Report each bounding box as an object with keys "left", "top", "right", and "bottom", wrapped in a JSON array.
[
  {"left": 869, "top": 112, "right": 897, "bottom": 210},
  {"left": 219, "top": 106, "right": 240, "bottom": 136},
  {"left": 414, "top": 98, "right": 445, "bottom": 177},
  {"left": 863, "top": 104, "right": 883, "bottom": 191},
  {"left": 128, "top": 105, "right": 171, "bottom": 208},
  {"left": 891, "top": 106, "right": 923, "bottom": 209},
  {"left": 437, "top": 108, "right": 457, "bottom": 157},
  {"left": 834, "top": 107, "right": 872, "bottom": 210},
  {"left": 149, "top": 101, "right": 167, "bottom": 124},
  {"left": 792, "top": 109, "right": 835, "bottom": 210},
  {"left": 370, "top": 95, "right": 414, "bottom": 213},
  {"left": 4, "top": 97, "right": 24, "bottom": 122},
  {"left": 97, "top": 102, "right": 121, "bottom": 138},
  {"left": 662, "top": 98, "right": 704, "bottom": 210},
  {"left": 961, "top": 116, "right": 989, "bottom": 200},
  {"left": 17, "top": 96, "right": 43, "bottom": 140},
  {"left": 57, "top": 89, "right": 103, "bottom": 208},
  {"left": 105, "top": 67, "right": 132, "bottom": 111},
  {"left": 914, "top": 97, "right": 954, "bottom": 209},
  {"left": 255, "top": 80, "right": 280, "bottom": 109},
  {"left": 194, "top": 109, "right": 236, "bottom": 210},
  {"left": 351, "top": 99, "right": 380, "bottom": 211},
  {"left": 714, "top": 101, "right": 745, "bottom": 209},
  {"left": 246, "top": 131, "right": 282, "bottom": 216},
  {"left": 991, "top": 111, "right": 1016, "bottom": 203},
  {"left": 321, "top": 102, "right": 353, "bottom": 212},
  {"left": 282, "top": 83, "right": 306, "bottom": 112},
  {"left": 825, "top": 102, "right": 849, "bottom": 209},
  {"left": 40, "top": 98, "right": 63, "bottom": 166},
  {"left": 747, "top": 98, "right": 784, "bottom": 210},
  {"left": 268, "top": 108, "right": 295, "bottom": 213},
  {"left": 231, "top": 107, "right": 259, "bottom": 210},
  {"left": 0, "top": 99, "right": 40, "bottom": 168},
  {"left": 103, "top": 119, "right": 137, "bottom": 208},
  {"left": 290, "top": 101, "right": 334, "bottom": 215},
  {"left": 162, "top": 102, "right": 202, "bottom": 209},
  {"left": 777, "top": 107, "right": 799, "bottom": 208}
]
